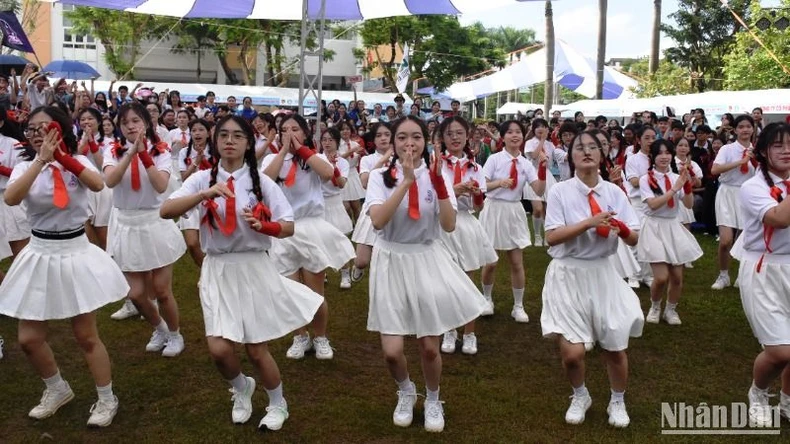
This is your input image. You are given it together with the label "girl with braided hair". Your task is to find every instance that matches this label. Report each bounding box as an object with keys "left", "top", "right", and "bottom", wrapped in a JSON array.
[
  {"left": 624, "top": 125, "right": 657, "bottom": 288},
  {"left": 177, "top": 119, "right": 214, "bottom": 267},
  {"left": 637, "top": 139, "right": 702, "bottom": 326},
  {"left": 162, "top": 115, "right": 321, "bottom": 431},
  {"left": 319, "top": 127, "right": 354, "bottom": 289},
  {"left": 77, "top": 107, "right": 112, "bottom": 251},
  {"left": 734, "top": 122, "right": 790, "bottom": 427}
]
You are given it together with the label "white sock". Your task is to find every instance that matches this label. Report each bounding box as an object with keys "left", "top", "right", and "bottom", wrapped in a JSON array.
[
  {"left": 43, "top": 371, "right": 67, "bottom": 391},
  {"left": 228, "top": 373, "right": 248, "bottom": 392},
  {"left": 396, "top": 377, "right": 414, "bottom": 392},
  {"left": 719, "top": 270, "right": 729, "bottom": 278},
  {"left": 426, "top": 387, "right": 440, "bottom": 402},
  {"left": 512, "top": 288, "right": 524, "bottom": 307},
  {"left": 482, "top": 284, "right": 493, "bottom": 299},
  {"left": 533, "top": 217, "right": 544, "bottom": 237},
  {"left": 666, "top": 302, "right": 677, "bottom": 312},
  {"left": 155, "top": 319, "right": 169, "bottom": 334},
  {"left": 96, "top": 382, "right": 114, "bottom": 402},
  {"left": 751, "top": 381, "right": 769, "bottom": 395},
  {"left": 610, "top": 389, "right": 625, "bottom": 403},
  {"left": 651, "top": 300, "right": 661, "bottom": 310},
  {"left": 573, "top": 383, "right": 589, "bottom": 398},
  {"left": 266, "top": 383, "right": 284, "bottom": 407},
  {"left": 169, "top": 328, "right": 180, "bottom": 337}
]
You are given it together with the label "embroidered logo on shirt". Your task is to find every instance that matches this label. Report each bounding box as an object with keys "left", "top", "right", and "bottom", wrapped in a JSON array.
[{"left": 425, "top": 189, "right": 434, "bottom": 204}]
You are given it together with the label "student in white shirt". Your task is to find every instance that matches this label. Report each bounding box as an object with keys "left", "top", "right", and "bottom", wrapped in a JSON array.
[
  {"left": 365, "top": 115, "right": 487, "bottom": 433},
  {"left": 161, "top": 115, "right": 323, "bottom": 432},
  {"left": 337, "top": 121, "right": 366, "bottom": 222},
  {"left": 76, "top": 108, "right": 112, "bottom": 251},
  {"left": 177, "top": 119, "right": 214, "bottom": 268},
  {"left": 319, "top": 127, "right": 353, "bottom": 288},
  {"left": 168, "top": 110, "right": 192, "bottom": 180},
  {"left": 0, "top": 116, "right": 31, "bottom": 258},
  {"left": 262, "top": 114, "right": 355, "bottom": 361},
  {"left": 674, "top": 137, "right": 704, "bottom": 249},
  {"left": 541, "top": 131, "right": 643, "bottom": 428},
  {"left": 734, "top": 122, "right": 790, "bottom": 427},
  {"left": 436, "top": 116, "right": 497, "bottom": 356},
  {"left": 350, "top": 122, "right": 392, "bottom": 282},
  {"left": 479, "top": 120, "right": 546, "bottom": 323},
  {"left": 624, "top": 126, "right": 658, "bottom": 288},
  {"left": 710, "top": 115, "right": 757, "bottom": 290},
  {"left": 145, "top": 102, "right": 170, "bottom": 145},
  {"left": 523, "top": 119, "right": 559, "bottom": 246},
  {"left": 103, "top": 102, "right": 187, "bottom": 357},
  {"left": 638, "top": 139, "right": 703, "bottom": 326},
  {"left": 0, "top": 106, "right": 128, "bottom": 427}
]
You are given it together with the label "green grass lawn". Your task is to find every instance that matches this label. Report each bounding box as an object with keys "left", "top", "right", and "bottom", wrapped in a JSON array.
[{"left": 0, "top": 233, "right": 788, "bottom": 443}]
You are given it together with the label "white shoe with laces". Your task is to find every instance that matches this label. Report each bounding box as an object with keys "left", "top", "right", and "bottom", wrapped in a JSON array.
[
  {"left": 110, "top": 299, "right": 139, "bottom": 320},
  {"left": 607, "top": 400, "right": 630, "bottom": 427},
  {"left": 87, "top": 396, "right": 119, "bottom": 428},
  {"left": 0, "top": 336, "right": 4, "bottom": 360},
  {"left": 230, "top": 376, "right": 256, "bottom": 424},
  {"left": 565, "top": 393, "right": 592, "bottom": 425},
  {"left": 663, "top": 309, "right": 682, "bottom": 325},
  {"left": 461, "top": 333, "right": 478, "bottom": 355},
  {"left": 424, "top": 400, "right": 445, "bottom": 432},
  {"left": 285, "top": 334, "right": 311, "bottom": 359},
  {"left": 779, "top": 394, "right": 790, "bottom": 420},
  {"left": 646, "top": 306, "right": 661, "bottom": 324},
  {"left": 162, "top": 332, "right": 185, "bottom": 357},
  {"left": 351, "top": 266, "right": 364, "bottom": 283},
  {"left": 481, "top": 298, "right": 494, "bottom": 316},
  {"left": 627, "top": 277, "right": 640, "bottom": 288},
  {"left": 340, "top": 269, "right": 351, "bottom": 289},
  {"left": 748, "top": 386, "right": 775, "bottom": 427},
  {"left": 259, "top": 400, "right": 289, "bottom": 431},
  {"left": 441, "top": 331, "right": 457, "bottom": 354},
  {"left": 392, "top": 384, "right": 418, "bottom": 427},
  {"left": 313, "top": 336, "right": 334, "bottom": 360},
  {"left": 511, "top": 305, "right": 529, "bottom": 323},
  {"left": 711, "top": 274, "right": 731, "bottom": 290},
  {"left": 28, "top": 382, "right": 75, "bottom": 419},
  {"left": 145, "top": 329, "right": 168, "bottom": 352}
]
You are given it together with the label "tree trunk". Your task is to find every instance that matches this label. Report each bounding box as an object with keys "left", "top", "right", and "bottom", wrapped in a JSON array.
[
  {"left": 543, "top": 0, "right": 554, "bottom": 113},
  {"left": 265, "top": 44, "right": 275, "bottom": 86},
  {"left": 217, "top": 53, "right": 238, "bottom": 85},
  {"left": 649, "top": 0, "right": 661, "bottom": 74},
  {"left": 596, "top": 0, "right": 607, "bottom": 99}
]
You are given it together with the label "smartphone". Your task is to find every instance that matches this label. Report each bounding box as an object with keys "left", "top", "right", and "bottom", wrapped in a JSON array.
[{"left": 666, "top": 106, "right": 675, "bottom": 118}]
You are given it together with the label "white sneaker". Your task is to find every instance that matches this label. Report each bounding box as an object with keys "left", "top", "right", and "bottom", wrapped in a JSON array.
[
  {"left": 607, "top": 400, "right": 630, "bottom": 428},
  {"left": 461, "top": 333, "right": 478, "bottom": 355},
  {"left": 340, "top": 269, "right": 351, "bottom": 289},
  {"left": 285, "top": 334, "right": 311, "bottom": 359},
  {"left": 28, "top": 382, "right": 75, "bottom": 419},
  {"left": 259, "top": 400, "right": 289, "bottom": 431},
  {"left": 162, "top": 332, "right": 185, "bottom": 357},
  {"left": 642, "top": 276, "right": 654, "bottom": 288},
  {"left": 230, "top": 377, "right": 256, "bottom": 424},
  {"left": 711, "top": 274, "right": 731, "bottom": 290},
  {"left": 350, "top": 266, "right": 364, "bottom": 283},
  {"left": 534, "top": 235, "right": 543, "bottom": 247},
  {"left": 392, "top": 384, "right": 417, "bottom": 427},
  {"left": 441, "top": 331, "right": 457, "bottom": 354},
  {"left": 481, "top": 298, "right": 494, "bottom": 316},
  {"left": 748, "top": 386, "right": 774, "bottom": 427},
  {"left": 646, "top": 306, "right": 661, "bottom": 324},
  {"left": 779, "top": 395, "right": 790, "bottom": 420},
  {"left": 511, "top": 305, "right": 529, "bottom": 323},
  {"left": 0, "top": 337, "right": 4, "bottom": 360},
  {"left": 145, "top": 329, "right": 168, "bottom": 352},
  {"left": 424, "top": 400, "right": 445, "bottom": 433},
  {"left": 110, "top": 299, "right": 139, "bottom": 320},
  {"left": 565, "top": 393, "right": 592, "bottom": 425},
  {"left": 87, "top": 396, "right": 119, "bottom": 427},
  {"left": 663, "top": 309, "right": 682, "bottom": 325},
  {"left": 627, "top": 277, "right": 640, "bottom": 288},
  {"left": 313, "top": 336, "right": 334, "bottom": 360},
  {"left": 684, "top": 262, "right": 694, "bottom": 269}
]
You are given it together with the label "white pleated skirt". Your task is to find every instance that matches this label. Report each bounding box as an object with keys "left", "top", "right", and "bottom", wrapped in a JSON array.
[
  {"left": 541, "top": 257, "right": 644, "bottom": 351},
  {"left": 479, "top": 198, "right": 531, "bottom": 250},
  {"left": 637, "top": 216, "right": 703, "bottom": 265},
  {"left": 199, "top": 251, "right": 324, "bottom": 344},
  {"left": 108, "top": 208, "right": 186, "bottom": 272},
  {"left": 165, "top": 158, "right": 181, "bottom": 198},
  {"left": 87, "top": 186, "right": 113, "bottom": 227},
  {"left": 269, "top": 216, "right": 355, "bottom": 276},
  {"left": 739, "top": 252, "right": 790, "bottom": 346},
  {"left": 177, "top": 207, "right": 200, "bottom": 231},
  {"left": 323, "top": 193, "right": 353, "bottom": 235},
  {"left": 0, "top": 193, "right": 30, "bottom": 241},
  {"left": 610, "top": 238, "right": 639, "bottom": 279},
  {"left": 439, "top": 211, "right": 498, "bottom": 271},
  {"left": 0, "top": 234, "right": 129, "bottom": 320},
  {"left": 677, "top": 204, "right": 695, "bottom": 224},
  {"left": 341, "top": 168, "right": 366, "bottom": 201},
  {"left": 628, "top": 196, "right": 647, "bottom": 223},
  {"left": 522, "top": 171, "right": 556, "bottom": 201},
  {"left": 351, "top": 212, "right": 377, "bottom": 246},
  {"left": 367, "top": 239, "right": 488, "bottom": 338},
  {"left": 715, "top": 184, "right": 742, "bottom": 230}
]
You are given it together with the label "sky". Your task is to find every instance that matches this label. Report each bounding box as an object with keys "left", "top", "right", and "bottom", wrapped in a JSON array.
[{"left": 459, "top": 0, "right": 784, "bottom": 59}]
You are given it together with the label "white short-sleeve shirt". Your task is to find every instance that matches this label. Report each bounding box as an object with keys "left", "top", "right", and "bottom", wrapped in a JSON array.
[
  {"left": 739, "top": 173, "right": 790, "bottom": 255},
  {"left": 9, "top": 155, "right": 97, "bottom": 232},
  {"left": 177, "top": 145, "right": 212, "bottom": 173},
  {"left": 625, "top": 151, "right": 651, "bottom": 199},
  {"left": 360, "top": 151, "right": 386, "bottom": 176},
  {"left": 0, "top": 135, "right": 25, "bottom": 191},
  {"left": 339, "top": 139, "right": 361, "bottom": 171},
  {"left": 639, "top": 170, "right": 687, "bottom": 219},
  {"left": 524, "top": 137, "right": 556, "bottom": 168},
  {"left": 545, "top": 176, "right": 640, "bottom": 260},
  {"left": 260, "top": 152, "right": 329, "bottom": 219},
  {"left": 168, "top": 164, "right": 294, "bottom": 254},
  {"left": 321, "top": 155, "right": 349, "bottom": 198},
  {"left": 103, "top": 140, "right": 173, "bottom": 210},
  {"left": 443, "top": 155, "right": 486, "bottom": 212},
  {"left": 676, "top": 157, "right": 703, "bottom": 183},
  {"left": 168, "top": 127, "right": 191, "bottom": 160},
  {"left": 482, "top": 151, "right": 538, "bottom": 202},
  {"left": 365, "top": 162, "right": 457, "bottom": 245},
  {"left": 714, "top": 141, "right": 755, "bottom": 186}
]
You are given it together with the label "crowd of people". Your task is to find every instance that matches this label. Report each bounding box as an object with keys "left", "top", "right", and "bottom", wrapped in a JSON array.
[{"left": 0, "top": 67, "right": 788, "bottom": 434}]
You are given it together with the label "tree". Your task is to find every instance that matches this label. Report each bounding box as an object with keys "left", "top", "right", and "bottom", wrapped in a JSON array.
[
  {"left": 662, "top": 0, "right": 751, "bottom": 92},
  {"left": 544, "top": 0, "right": 554, "bottom": 112},
  {"left": 596, "top": 0, "right": 607, "bottom": 99},
  {"left": 723, "top": 1, "right": 790, "bottom": 90},
  {"left": 650, "top": 0, "right": 661, "bottom": 74},
  {"left": 625, "top": 58, "right": 695, "bottom": 98},
  {"left": 490, "top": 26, "right": 539, "bottom": 102}
]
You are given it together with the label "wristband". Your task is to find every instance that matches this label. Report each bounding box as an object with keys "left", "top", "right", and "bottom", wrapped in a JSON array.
[
  {"left": 429, "top": 169, "right": 450, "bottom": 200},
  {"left": 256, "top": 221, "right": 282, "bottom": 237},
  {"left": 683, "top": 181, "right": 692, "bottom": 194},
  {"left": 538, "top": 161, "right": 547, "bottom": 181},
  {"left": 53, "top": 149, "right": 86, "bottom": 176},
  {"left": 0, "top": 165, "right": 12, "bottom": 177},
  {"left": 331, "top": 166, "right": 342, "bottom": 186},
  {"left": 88, "top": 140, "right": 99, "bottom": 154},
  {"left": 471, "top": 179, "right": 485, "bottom": 206},
  {"left": 611, "top": 218, "right": 631, "bottom": 239},
  {"left": 138, "top": 149, "right": 155, "bottom": 169},
  {"left": 296, "top": 146, "right": 315, "bottom": 161}
]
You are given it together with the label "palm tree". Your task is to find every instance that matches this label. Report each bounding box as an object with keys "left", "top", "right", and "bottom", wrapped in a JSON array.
[
  {"left": 544, "top": 0, "right": 554, "bottom": 112},
  {"left": 650, "top": 0, "right": 661, "bottom": 73},
  {"left": 596, "top": 0, "right": 607, "bottom": 99},
  {"left": 492, "top": 26, "right": 538, "bottom": 103}
]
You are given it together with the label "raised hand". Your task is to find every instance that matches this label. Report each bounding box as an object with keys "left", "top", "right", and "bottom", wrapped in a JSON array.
[
  {"left": 589, "top": 210, "right": 616, "bottom": 230},
  {"left": 201, "top": 181, "right": 234, "bottom": 200}
]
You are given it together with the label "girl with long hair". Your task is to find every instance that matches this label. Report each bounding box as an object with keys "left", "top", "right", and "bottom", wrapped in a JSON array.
[
  {"left": 177, "top": 119, "right": 214, "bottom": 267},
  {"left": 523, "top": 118, "right": 559, "bottom": 246},
  {"left": 624, "top": 125, "right": 657, "bottom": 288},
  {"left": 77, "top": 107, "right": 112, "bottom": 250},
  {"left": 337, "top": 120, "right": 366, "bottom": 223},
  {"left": 319, "top": 127, "right": 353, "bottom": 289},
  {"left": 0, "top": 110, "right": 32, "bottom": 259}
]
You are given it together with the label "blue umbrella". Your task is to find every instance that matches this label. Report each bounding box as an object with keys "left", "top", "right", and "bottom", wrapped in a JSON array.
[
  {"left": 0, "top": 54, "right": 30, "bottom": 76},
  {"left": 42, "top": 60, "right": 100, "bottom": 80}
]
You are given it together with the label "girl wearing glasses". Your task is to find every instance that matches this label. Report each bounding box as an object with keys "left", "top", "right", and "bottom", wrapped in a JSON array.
[{"left": 177, "top": 119, "right": 214, "bottom": 268}]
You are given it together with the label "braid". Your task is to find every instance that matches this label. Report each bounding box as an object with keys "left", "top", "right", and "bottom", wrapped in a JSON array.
[
  {"left": 382, "top": 153, "right": 399, "bottom": 188},
  {"left": 205, "top": 156, "right": 220, "bottom": 229},
  {"left": 245, "top": 146, "right": 264, "bottom": 203},
  {"left": 670, "top": 157, "right": 679, "bottom": 174},
  {"left": 600, "top": 156, "right": 612, "bottom": 182},
  {"left": 185, "top": 137, "right": 193, "bottom": 162},
  {"left": 647, "top": 168, "right": 664, "bottom": 196}
]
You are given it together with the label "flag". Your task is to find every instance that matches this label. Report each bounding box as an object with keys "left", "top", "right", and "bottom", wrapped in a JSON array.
[
  {"left": 0, "top": 12, "right": 34, "bottom": 53},
  {"left": 396, "top": 44, "right": 410, "bottom": 94}
]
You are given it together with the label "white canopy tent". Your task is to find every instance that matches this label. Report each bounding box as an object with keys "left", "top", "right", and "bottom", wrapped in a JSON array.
[{"left": 495, "top": 102, "right": 545, "bottom": 115}]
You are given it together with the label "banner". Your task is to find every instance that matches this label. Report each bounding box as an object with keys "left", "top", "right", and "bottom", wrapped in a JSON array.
[
  {"left": 396, "top": 44, "right": 410, "bottom": 94},
  {"left": 0, "top": 11, "right": 34, "bottom": 53}
]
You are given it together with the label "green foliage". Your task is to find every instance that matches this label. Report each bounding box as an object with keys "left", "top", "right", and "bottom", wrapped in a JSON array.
[
  {"left": 723, "top": 1, "right": 790, "bottom": 90},
  {"left": 625, "top": 58, "right": 695, "bottom": 98}
]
